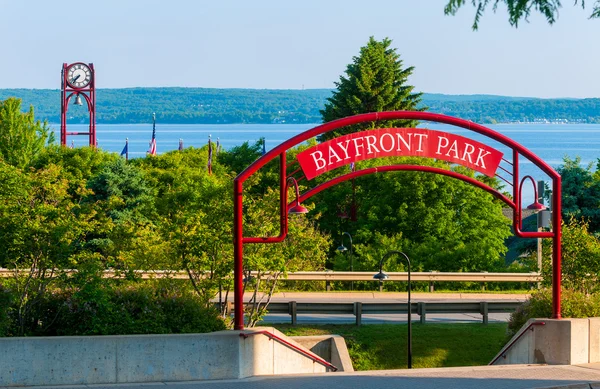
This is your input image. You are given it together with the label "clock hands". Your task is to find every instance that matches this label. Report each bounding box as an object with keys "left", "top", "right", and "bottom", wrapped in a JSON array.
[{"left": 71, "top": 74, "right": 81, "bottom": 84}]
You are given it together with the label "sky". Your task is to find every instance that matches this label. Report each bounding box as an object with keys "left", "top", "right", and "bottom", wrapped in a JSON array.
[{"left": 1, "top": 0, "right": 599, "bottom": 98}]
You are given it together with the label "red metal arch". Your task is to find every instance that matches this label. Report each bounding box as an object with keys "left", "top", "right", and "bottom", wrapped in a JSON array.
[
  {"left": 296, "top": 164, "right": 515, "bottom": 207},
  {"left": 233, "top": 112, "right": 562, "bottom": 330}
]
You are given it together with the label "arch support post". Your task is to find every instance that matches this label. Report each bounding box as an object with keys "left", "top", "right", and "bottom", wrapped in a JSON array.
[
  {"left": 552, "top": 177, "right": 562, "bottom": 319},
  {"left": 233, "top": 179, "right": 244, "bottom": 330}
]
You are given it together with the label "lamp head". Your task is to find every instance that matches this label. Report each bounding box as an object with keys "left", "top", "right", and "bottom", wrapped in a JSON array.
[
  {"left": 527, "top": 201, "right": 546, "bottom": 210},
  {"left": 337, "top": 244, "right": 348, "bottom": 252},
  {"left": 373, "top": 271, "right": 389, "bottom": 281},
  {"left": 337, "top": 211, "right": 349, "bottom": 219},
  {"left": 288, "top": 203, "right": 309, "bottom": 215},
  {"left": 286, "top": 177, "right": 308, "bottom": 215}
]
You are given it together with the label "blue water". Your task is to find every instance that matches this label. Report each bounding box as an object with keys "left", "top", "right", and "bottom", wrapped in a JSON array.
[{"left": 50, "top": 122, "right": 600, "bottom": 203}]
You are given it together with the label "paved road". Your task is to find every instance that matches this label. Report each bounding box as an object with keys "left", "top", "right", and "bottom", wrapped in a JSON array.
[{"left": 24, "top": 364, "right": 600, "bottom": 389}]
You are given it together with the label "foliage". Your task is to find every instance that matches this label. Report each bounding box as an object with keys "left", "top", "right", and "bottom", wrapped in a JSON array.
[
  {"left": 0, "top": 88, "right": 331, "bottom": 125},
  {"left": 0, "top": 283, "right": 13, "bottom": 336},
  {"left": 508, "top": 288, "right": 600, "bottom": 338},
  {"left": 276, "top": 323, "right": 507, "bottom": 370},
  {"left": 0, "top": 280, "right": 226, "bottom": 336},
  {"left": 217, "top": 139, "right": 264, "bottom": 176},
  {"left": 425, "top": 97, "right": 600, "bottom": 124},
  {"left": 0, "top": 161, "right": 97, "bottom": 335},
  {"left": 0, "top": 98, "right": 54, "bottom": 168},
  {"left": 242, "top": 187, "right": 332, "bottom": 327},
  {"left": 550, "top": 157, "right": 600, "bottom": 233},
  {"left": 319, "top": 37, "right": 423, "bottom": 141},
  {"left": 444, "top": 0, "right": 600, "bottom": 30},
  {"left": 134, "top": 147, "right": 234, "bottom": 308},
  {"left": 32, "top": 146, "right": 118, "bottom": 199},
  {"left": 540, "top": 218, "right": 600, "bottom": 294},
  {"left": 86, "top": 157, "right": 154, "bottom": 222}
]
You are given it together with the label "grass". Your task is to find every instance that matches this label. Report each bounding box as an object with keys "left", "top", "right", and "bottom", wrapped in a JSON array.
[{"left": 272, "top": 323, "right": 508, "bottom": 370}]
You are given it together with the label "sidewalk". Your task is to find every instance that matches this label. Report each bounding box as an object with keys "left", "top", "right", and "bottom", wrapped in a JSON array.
[{"left": 20, "top": 364, "right": 600, "bottom": 389}]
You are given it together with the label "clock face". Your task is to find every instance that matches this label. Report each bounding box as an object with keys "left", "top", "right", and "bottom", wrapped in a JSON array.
[{"left": 66, "top": 63, "right": 92, "bottom": 89}]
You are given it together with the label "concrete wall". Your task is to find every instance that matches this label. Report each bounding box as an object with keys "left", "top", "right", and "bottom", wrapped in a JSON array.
[
  {"left": 0, "top": 327, "right": 335, "bottom": 387},
  {"left": 491, "top": 318, "right": 600, "bottom": 366},
  {"left": 291, "top": 335, "right": 354, "bottom": 372}
]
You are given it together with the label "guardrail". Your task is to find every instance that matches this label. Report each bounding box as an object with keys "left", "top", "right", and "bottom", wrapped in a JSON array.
[
  {"left": 235, "top": 300, "right": 523, "bottom": 325},
  {"left": 0, "top": 269, "right": 541, "bottom": 292},
  {"left": 0, "top": 269, "right": 541, "bottom": 282}
]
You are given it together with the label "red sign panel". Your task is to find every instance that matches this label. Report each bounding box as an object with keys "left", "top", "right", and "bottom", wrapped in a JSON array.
[{"left": 297, "top": 128, "right": 503, "bottom": 180}]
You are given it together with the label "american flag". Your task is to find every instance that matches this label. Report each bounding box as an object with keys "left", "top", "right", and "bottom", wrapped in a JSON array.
[
  {"left": 350, "top": 162, "right": 355, "bottom": 172},
  {"left": 121, "top": 138, "right": 129, "bottom": 161},
  {"left": 147, "top": 113, "right": 157, "bottom": 155},
  {"left": 178, "top": 138, "right": 183, "bottom": 151},
  {"left": 207, "top": 135, "right": 213, "bottom": 175}
]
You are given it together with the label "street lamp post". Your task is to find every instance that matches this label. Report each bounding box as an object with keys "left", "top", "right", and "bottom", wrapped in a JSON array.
[
  {"left": 520, "top": 176, "right": 548, "bottom": 287},
  {"left": 373, "top": 250, "right": 412, "bottom": 369},
  {"left": 337, "top": 232, "right": 353, "bottom": 290}
]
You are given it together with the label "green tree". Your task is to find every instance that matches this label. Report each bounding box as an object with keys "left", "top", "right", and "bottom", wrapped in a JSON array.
[
  {"left": 319, "top": 37, "right": 424, "bottom": 141},
  {"left": 33, "top": 146, "right": 118, "bottom": 198},
  {"left": 0, "top": 98, "right": 54, "bottom": 169},
  {"left": 0, "top": 161, "right": 96, "bottom": 335},
  {"left": 551, "top": 156, "right": 600, "bottom": 233},
  {"left": 134, "top": 148, "right": 234, "bottom": 309},
  {"left": 84, "top": 158, "right": 157, "bottom": 273},
  {"left": 444, "top": 0, "right": 600, "bottom": 30},
  {"left": 218, "top": 139, "right": 263, "bottom": 175},
  {"left": 540, "top": 218, "right": 600, "bottom": 294}
]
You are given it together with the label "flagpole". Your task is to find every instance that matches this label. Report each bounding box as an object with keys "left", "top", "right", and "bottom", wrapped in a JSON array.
[
  {"left": 125, "top": 138, "right": 129, "bottom": 161},
  {"left": 148, "top": 113, "right": 157, "bottom": 156},
  {"left": 207, "top": 134, "right": 213, "bottom": 175}
]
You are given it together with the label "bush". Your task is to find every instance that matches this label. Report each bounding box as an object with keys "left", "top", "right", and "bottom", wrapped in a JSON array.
[
  {"left": 0, "top": 281, "right": 227, "bottom": 336},
  {"left": 0, "top": 283, "right": 13, "bottom": 336},
  {"left": 507, "top": 288, "right": 600, "bottom": 338}
]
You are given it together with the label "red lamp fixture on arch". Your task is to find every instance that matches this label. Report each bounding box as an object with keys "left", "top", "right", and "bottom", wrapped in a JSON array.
[
  {"left": 520, "top": 175, "right": 547, "bottom": 210},
  {"left": 287, "top": 177, "right": 308, "bottom": 215}
]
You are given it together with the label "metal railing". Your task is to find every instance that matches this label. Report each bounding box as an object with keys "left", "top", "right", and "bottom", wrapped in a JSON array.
[
  {"left": 240, "top": 330, "right": 338, "bottom": 371},
  {"left": 232, "top": 300, "right": 523, "bottom": 325},
  {"left": 489, "top": 321, "right": 546, "bottom": 365}
]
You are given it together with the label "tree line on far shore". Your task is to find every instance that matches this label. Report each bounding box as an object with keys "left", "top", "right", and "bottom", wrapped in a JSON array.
[{"left": 1, "top": 87, "right": 599, "bottom": 125}]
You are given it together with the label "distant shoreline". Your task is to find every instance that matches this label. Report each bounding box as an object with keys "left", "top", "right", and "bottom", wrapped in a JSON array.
[{"left": 3, "top": 87, "right": 599, "bottom": 126}]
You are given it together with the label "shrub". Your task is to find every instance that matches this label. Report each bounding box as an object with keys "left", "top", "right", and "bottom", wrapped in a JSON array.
[
  {"left": 0, "top": 283, "right": 13, "bottom": 336},
  {"left": 507, "top": 288, "right": 600, "bottom": 338},
  {"left": 0, "top": 281, "right": 227, "bottom": 336}
]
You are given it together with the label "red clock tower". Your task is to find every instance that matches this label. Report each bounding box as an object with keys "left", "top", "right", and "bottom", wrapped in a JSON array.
[{"left": 60, "top": 62, "right": 96, "bottom": 147}]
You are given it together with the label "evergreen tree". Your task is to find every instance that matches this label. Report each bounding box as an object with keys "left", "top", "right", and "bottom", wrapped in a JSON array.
[
  {"left": 319, "top": 37, "right": 424, "bottom": 142},
  {"left": 0, "top": 98, "right": 54, "bottom": 168}
]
